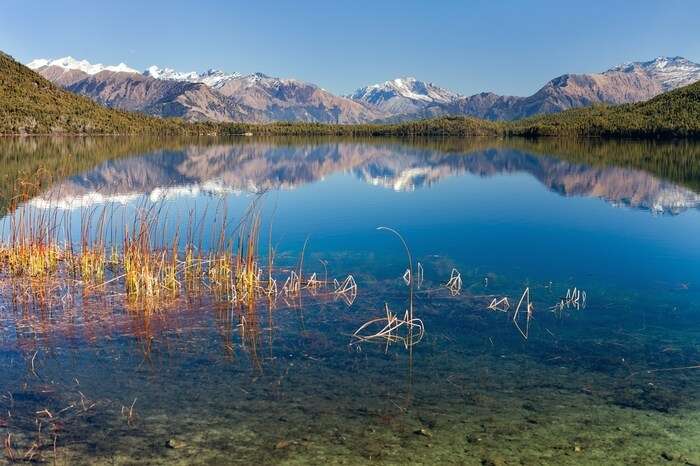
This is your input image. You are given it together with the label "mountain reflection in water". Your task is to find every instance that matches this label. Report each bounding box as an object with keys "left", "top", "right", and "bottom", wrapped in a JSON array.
[{"left": 25, "top": 140, "right": 700, "bottom": 214}]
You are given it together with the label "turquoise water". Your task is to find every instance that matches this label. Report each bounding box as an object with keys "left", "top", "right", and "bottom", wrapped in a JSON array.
[{"left": 1, "top": 138, "right": 700, "bottom": 464}]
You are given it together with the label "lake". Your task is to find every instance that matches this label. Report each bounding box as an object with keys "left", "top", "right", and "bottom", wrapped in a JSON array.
[{"left": 1, "top": 137, "right": 699, "bottom": 465}]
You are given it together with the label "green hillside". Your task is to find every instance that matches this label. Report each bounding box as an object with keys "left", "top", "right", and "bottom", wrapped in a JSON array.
[
  {"left": 506, "top": 80, "right": 700, "bottom": 138},
  {"left": 0, "top": 51, "right": 222, "bottom": 135}
]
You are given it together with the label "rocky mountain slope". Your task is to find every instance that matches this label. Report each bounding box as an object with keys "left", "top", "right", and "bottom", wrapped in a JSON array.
[
  {"left": 64, "top": 71, "right": 257, "bottom": 122},
  {"left": 497, "top": 57, "right": 700, "bottom": 120},
  {"left": 214, "top": 73, "right": 383, "bottom": 123}
]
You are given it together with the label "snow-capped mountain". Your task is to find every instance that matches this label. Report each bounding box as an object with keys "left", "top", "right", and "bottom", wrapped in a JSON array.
[
  {"left": 605, "top": 56, "right": 700, "bottom": 91},
  {"left": 499, "top": 56, "right": 700, "bottom": 120},
  {"left": 28, "top": 57, "right": 242, "bottom": 87},
  {"left": 216, "top": 72, "right": 309, "bottom": 98},
  {"left": 26, "top": 56, "right": 383, "bottom": 123},
  {"left": 349, "top": 77, "right": 461, "bottom": 114},
  {"left": 143, "top": 66, "right": 200, "bottom": 82},
  {"left": 144, "top": 66, "right": 241, "bottom": 88},
  {"left": 27, "top": 56, "right": 139, "bottom": 75},
  {"left": 197, "top": 69, "right": 242, "bottom": 88},
  {"left": 352, "top": 57, "right": 700, "bottom": 121}
]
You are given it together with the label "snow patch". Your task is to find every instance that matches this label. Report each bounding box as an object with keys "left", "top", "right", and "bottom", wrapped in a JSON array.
[
  {"left": 144, "top": 65, "right": 241, "bottom": 87},
  {"left": 27, "top": 56, "right": 139, "bottom": 75},
  {"left": 606, "top": 56, "right": 700, "bottom": 90},
  {"left": 349, "top": 76, "right": 461, "bottom": 108}
]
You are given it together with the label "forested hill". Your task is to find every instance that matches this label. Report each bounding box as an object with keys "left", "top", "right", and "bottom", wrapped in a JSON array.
[
  {"left": 225, "top": 81, "right": 700, "bottom": 138},
  {"left": 0, "top": 51, "right": 219, "bottom": 135}
]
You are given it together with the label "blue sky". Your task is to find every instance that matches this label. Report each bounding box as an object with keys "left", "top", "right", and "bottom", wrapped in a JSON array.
[{"left": 3, "top": 0, "right": 699, "bottom": 96}]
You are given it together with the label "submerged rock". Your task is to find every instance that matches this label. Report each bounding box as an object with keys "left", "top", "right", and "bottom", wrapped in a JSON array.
[
  {"left": 166, "top": 439, "right": 186, "bottom": 449},
  {"left": 275, "top": 440, "right": 292, "bottom": 449},
  {"left": 613, "top": 384, "right": 684, "bottom": 412},
  {"left": 413, "top": 428, "right": 432, "bottom": 438},
  {"left": 660, "top": 451, "right": 695, "bottom": 464},
  {"left": 481, "top": 456, "right": 506, "bottom": 466}
]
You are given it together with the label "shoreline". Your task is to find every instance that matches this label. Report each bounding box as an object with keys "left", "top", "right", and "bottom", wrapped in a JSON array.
[{"left": 0, "top": 132, "right": 698, "bottom": 141}]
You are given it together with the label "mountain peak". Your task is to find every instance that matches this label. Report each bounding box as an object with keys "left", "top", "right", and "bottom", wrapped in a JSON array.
[
  {"left": 144, "top": 65, "right": 200, "bottom": 82},
  {"left": 650, "top": 56, "right": 686, "bottom": 66},
  {"left": 349, "top": 77, "right": 461, "bottom": 114},
  {"left": 389, "top": 76, "right": 418, "bottom": 85},
  {"left": 609, "top": 56, "right": 690, "bottom": 71},
  {"left": 238, "top": 72, "right": 303, "bottom": 87},
  {"left": 144, "top": 65, "right": 241, "bottom": 87},
  {"left": 27, "top": 56, "right": 139, "bottom": 75}
]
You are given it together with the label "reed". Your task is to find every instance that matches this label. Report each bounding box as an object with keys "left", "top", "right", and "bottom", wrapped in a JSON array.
[
  {"left": 333, "top": 275, "right": 357, "bottom": 305},
  {"left": 0, "top": 197, "right": 356, "bottom": 319},
  {"left": 77, "top": 207, "right": 108, "bottom": 284},
  {"left": 351, "top": 227, "right": 422, "bottom": 354},
  {"left": 550, "top": 286, "right": 587, "bottom": 313},
  {"left": 350, "top": 303, "right": 425, "bottom": 352},
  {"left": 487, "top": 296, "right": 510, "bottom": 312},
  {"left": 0, "top": 206, "right": 62, "bottom": 279},
  {"left": 513, "top": 287, "right": 534, "bottom": 340},
  {"left": 445, "top": 268, "right": 462, "bottom": 296}
]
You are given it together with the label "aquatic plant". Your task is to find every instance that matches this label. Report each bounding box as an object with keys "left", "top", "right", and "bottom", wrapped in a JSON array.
[
  {"left": 513, "top": 287, "right": 534, "bottom": 340},
  {"left": 416, "top": 262, "right": 424, "bottom": 289},
  {"left": 351, "top": 227, "right": 423, "bottom": 353},
  {"left": 550, "top": 287, "right": 587, "bottom": 312},
  {"left": 350, "top": 303, "right": 425, "bottom": 352},
  {"left": 487, "top": 296, "right": 510, "bottom": 313},
  {"left": 0, "top": 205, "right": 62, "bottom": 279},
  {"left": 0, "top": 197, "right": 359, "bottom": 321},
  {"left": 333, "top": 275, "right": 357, "bottom": 305},
  {"left": 445, "top": 268, "right": 462, "bottom": 296},
  {"left": 120, "top": 398, "right": 138, "bottom": 427},
  {"left": 402, "top": 268, "right": 411, "bottom": 286},
  {"left": 282, "top": 270, "right": 302, "bottom": 297},
  {"left": 0, "top": 375, "right": 100, "bottom": 465},
  {"left": 376, "top": 226, "right": 415, "bottom": 321}
]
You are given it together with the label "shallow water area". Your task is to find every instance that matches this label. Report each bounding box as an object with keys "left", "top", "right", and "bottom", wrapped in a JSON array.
[{"left": 1, "top": 137, "right": 700, "bottom": 465}]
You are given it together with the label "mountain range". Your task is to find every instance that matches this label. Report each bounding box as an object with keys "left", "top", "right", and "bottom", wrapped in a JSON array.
[
  {"left": 27, "top": 57, "right": 382, "bottom": 123},
  {"left": 28, "top": 56, "right": 700, "bottom": 124}
]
